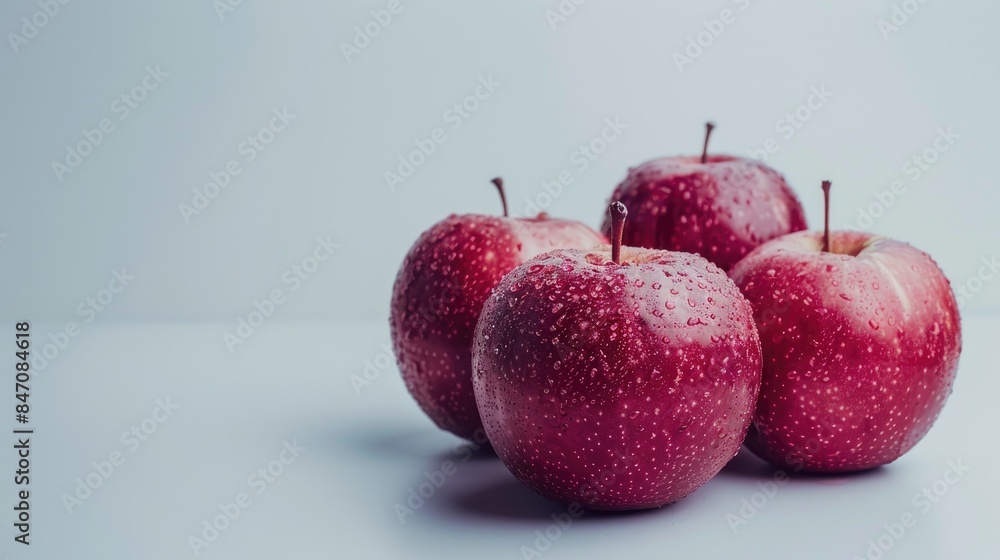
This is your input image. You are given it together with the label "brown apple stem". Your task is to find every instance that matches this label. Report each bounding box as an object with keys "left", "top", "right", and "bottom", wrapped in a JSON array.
[
  {"left": 609, "top": 201, "right": 627, "bottom": 264},
  {"left": 821, "top": 180, "right": 832, "bottom": 253},
  {"left": 491, "top": 177, "right": 509, "bottom": 217},
  {"left": 701, "top": 122, "right": 715, "bottom": 164}
]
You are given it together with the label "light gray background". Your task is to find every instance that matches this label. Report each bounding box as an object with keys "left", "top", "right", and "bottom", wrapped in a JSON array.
[
  {"left": 1, "top": 0, "right": 998, "bottom": 323},
  {"left": 1, "top": 1, "right": 999, "bottom": 559}
]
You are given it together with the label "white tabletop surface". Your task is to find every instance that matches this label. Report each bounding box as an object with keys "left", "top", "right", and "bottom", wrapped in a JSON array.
[{"left": 4, "top": 314, "right": 999, "bottom": 560}]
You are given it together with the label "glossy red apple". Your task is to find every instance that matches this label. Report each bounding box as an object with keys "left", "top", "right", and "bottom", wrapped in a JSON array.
[
  {"left": 391, "top": 179, "right": 606, "bottom": 440},
  {"left": 729, "top": 181, "right": 962, "bottom": 472},
  {"left": 472, "top": 202, "right": 762, "bottom": 509},
  {"left": 602, "top": 123, "right": 807, "bottom": 271}
]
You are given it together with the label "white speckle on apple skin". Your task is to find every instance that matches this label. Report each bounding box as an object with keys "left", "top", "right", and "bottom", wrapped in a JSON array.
[
  {"left": 390, "top": 213, "right": 606, "bottom": 440},
  {"left": 729, "top": 229, "right": 962, "bottom": 472},
  {"left": 473, "top": 247, "right": 762, "bottom": 510},
  {"left": 602, "top": 155, "right": 807, "bottom": 271}
]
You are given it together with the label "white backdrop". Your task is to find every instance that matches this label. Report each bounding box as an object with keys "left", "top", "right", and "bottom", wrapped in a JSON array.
[
  {"left": 1, "top": 0, "right": 998, "bottom": 324},
  {"left": 3, "top": 3, "right": 1000, "bottom": 559}
]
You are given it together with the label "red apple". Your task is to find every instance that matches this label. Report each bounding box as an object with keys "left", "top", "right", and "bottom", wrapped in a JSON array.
[
  {"left": 729, "top": 181, "right": 962, "bottom": 472},
  {"left": 391, "top": 179, "right": 606, "bottom": 440},
  {"left": 602, "top": 123, "right": 807, "bottom": 271},
  {"left": 472, "top": 202, "right": 762, "bottom": 509}
]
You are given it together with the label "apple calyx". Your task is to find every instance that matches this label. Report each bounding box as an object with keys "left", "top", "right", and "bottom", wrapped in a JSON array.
[
  {"left": 491, "top": 177, "right": 509, "bottom": 218},
  {"left": 701, "top": 121, "right": 716, "bottom": 164},
  {"left": 609, "top": 201, "right": 628, "bottom": 264},
  {"left": 821, "top": 180, "right": 832, "bottom": 253}
]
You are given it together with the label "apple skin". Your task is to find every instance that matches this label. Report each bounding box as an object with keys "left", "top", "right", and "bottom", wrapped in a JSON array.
[
  {"left": 390, "top": 214, "right": 606, "bottom": 441},
  {"left": 602, "top": 156, "right": 807, "bottom": 271},
  {"left": 729, "top": 230, "right": 962, "bottom": 472},
  {"left": 472, "top": 246, "right": 762, "bottom": 509}
]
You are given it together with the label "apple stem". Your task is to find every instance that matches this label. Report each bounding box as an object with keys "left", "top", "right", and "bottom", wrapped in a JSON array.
[
  {"left": 491, "top": 177, "right": 509, "bottom": 217},
  {"left": 821, "top": 180, "right": 832, "bottom": 253},
  {"left": 701, "top": 122, "right": 715, "bottom": 164},
  {"left": 609, "top": 201, "right": 627, "bottom": 265}
]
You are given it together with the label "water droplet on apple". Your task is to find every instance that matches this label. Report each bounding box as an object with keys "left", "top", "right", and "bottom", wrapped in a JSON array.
[{"left": 868, "top": 319, "right": 880, "bottom": 330}]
